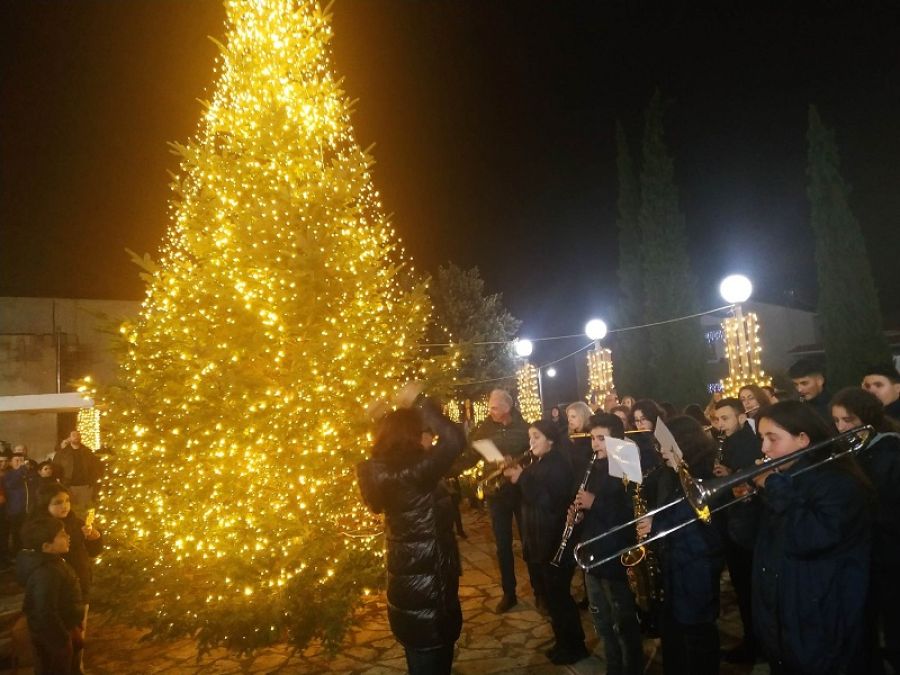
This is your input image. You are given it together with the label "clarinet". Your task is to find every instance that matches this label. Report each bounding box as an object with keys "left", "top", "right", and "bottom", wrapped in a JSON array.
[{"left": 551, "top": 451, "right": 599, "bottom": 567}]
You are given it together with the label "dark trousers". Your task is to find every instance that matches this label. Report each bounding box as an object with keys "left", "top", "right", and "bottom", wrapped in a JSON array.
[
  {"left": 8, "top": 511, "right": 26, "bottom": 556},
  {"left": 724, "top": 538, "right": 755, "bottom": 649},
  {"left": 0, "top": 504, "right": 8, "bottom": 560},
  {"left": 586, "top": 575, "right": 643, "bottom": 675},
  {"left": 32, "top": 634, "right": 83, "bottom": 675},
  {"left": 660, "top": 608, "right": 719, "bottom": 675},
  {"left": 404, "top": 643, "right": 453, "bottom": 675},
  {"left": 538, "top": 562, "right": 585, "bottom": 651},
  {"left": 870, "top": 568, "right": 900, "bottom": 674},
  {"left": 489, "top": 495, "right": 526, "bottom": 597},
  {"left": 450, "top": 492, "right": 465, "bottom": 536}
]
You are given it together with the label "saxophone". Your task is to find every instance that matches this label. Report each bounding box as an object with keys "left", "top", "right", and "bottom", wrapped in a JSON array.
[{"left": 620, "top": 477, "right": 662, "bottom": 613}]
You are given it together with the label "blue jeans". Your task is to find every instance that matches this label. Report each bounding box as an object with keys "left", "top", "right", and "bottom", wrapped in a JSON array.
[
  {"left": 585, "top": 575, "right": 643, "bottom": 675},
  {"left": 488, "top": 494, "right": 524, "bottom": 597},
  {"left": 404, "top": 643, "right": 453, "bottom": 675}
]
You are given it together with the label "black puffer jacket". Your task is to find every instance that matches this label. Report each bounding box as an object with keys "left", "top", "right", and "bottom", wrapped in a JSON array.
[
  {"left": 518, "top": 448, "right": 573, "bottom": 564},
  {"left": 356, "top": 401, "right": 466, "bottom": 649}
]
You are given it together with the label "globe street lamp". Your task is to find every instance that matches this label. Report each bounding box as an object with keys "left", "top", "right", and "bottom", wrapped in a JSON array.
[
  {"left": 514, "top": 338, "right": 534, "bottom": 358},
  {"left": 719, "top": 275, "right": 753, "bottom": 376},
  {"left": 546, "top": 367, "right": 557, "bottom": 378}
]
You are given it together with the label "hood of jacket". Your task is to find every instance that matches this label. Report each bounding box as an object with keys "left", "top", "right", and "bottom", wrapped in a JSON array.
[{"left": 15, "top": 549, "right": 55, "bottom": 586}]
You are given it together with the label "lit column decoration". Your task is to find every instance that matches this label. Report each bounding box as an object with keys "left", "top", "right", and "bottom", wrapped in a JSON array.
[
  {"left": 718, "top": 275, "right": 771, "bottom": 396},
  {"left": 76, "top": 407, "right": 102, "bottom": 450},
  {"left": 470, "top": 397, "right": 489, "bottom": 426},
  {"left": 584, "top": 318, "right": 613, "bottom": 403},
  {"left": 516, "top": 362, "right": 543, "bottom": 423},
  {"left": 587, "top": 347, "right": 615, "bottom": 402}
]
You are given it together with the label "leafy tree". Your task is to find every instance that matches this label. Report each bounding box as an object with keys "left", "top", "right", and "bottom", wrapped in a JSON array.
[
  {"left": 637, "top": 92, "right": 707, "bottom": 406},
  {"left": 426, "top": 263, "right": 521, "bottom": 399},
  {"left": 96, "top": 0, "right": 432, "bottom": 654},
  {"left": 807, "top": 105, "right": 890, "bottom": 388},
  {"left": 612, "top": 121, "right": 650, "bottom": 397}
]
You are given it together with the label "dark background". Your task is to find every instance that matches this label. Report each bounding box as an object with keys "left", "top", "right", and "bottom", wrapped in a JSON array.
[{"left": 3, "top": 2, "right": 899, "bottom": 401}]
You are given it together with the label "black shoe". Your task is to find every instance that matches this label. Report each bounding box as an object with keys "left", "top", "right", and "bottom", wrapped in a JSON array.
[
  {"left": 577, "top": 596, "right": 589, "bottom": 610},
  {"left": 495, "top": 594, "right": 517, "bottom": 613},
  {"left": 721, "top": 643, "right": 756, "bottom": 664},
  {"left": 549, "top": 644, "right": 590, "bottom": 665},
  {"left": 457, "top": 530, "right": 467, "bottom": 539},
  {"left": 534, "top": 595, "right": 548, "bottom": 614}
]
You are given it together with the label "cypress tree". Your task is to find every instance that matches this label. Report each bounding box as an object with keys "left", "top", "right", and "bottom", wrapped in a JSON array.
[
  {"left": 612, "top": 121, "right": 649, "bottom": 397},
  {"left": 806, "top": 105, "right": 890, "bottom": 388},
  {"left": 638, "top": 92, "right": 707, "bottom": 406}
]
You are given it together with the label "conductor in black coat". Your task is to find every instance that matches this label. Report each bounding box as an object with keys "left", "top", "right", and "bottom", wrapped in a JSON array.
[
  {"left": 357, "top": 383, "right": 467, "bottom": 675},
  {"left": 504, "top": 419, "right": 589, "bottom": 666}
]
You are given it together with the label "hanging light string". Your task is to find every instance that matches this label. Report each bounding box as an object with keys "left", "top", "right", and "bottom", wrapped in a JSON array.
[{"left": 420, "top": 304, "right": 735, "bottom": 349}]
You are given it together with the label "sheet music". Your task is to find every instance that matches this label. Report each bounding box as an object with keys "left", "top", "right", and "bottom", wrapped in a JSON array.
[
  {"left": 606, "top": 437, "right": 643, "bottom": 484},
  {"left": 472, "top": 439, "right": 505, "bottom": 464},
  {"left": 654, "top": 417, "right": 683, "bottom": 462}
]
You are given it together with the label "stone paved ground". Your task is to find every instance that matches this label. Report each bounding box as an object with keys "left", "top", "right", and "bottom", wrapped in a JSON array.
[{"left": 1, "top": 505, "right": 769, "bottom": 674}]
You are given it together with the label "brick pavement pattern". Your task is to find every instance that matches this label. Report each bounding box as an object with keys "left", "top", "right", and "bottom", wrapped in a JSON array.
[{"left": 2, "top": 506, "right": 767, "bottom": 674}]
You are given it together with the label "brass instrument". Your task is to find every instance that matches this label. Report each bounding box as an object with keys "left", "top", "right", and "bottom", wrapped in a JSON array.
[
  {"left": 476, "top": 450, "right": 534, "bottom": 500},
  {"left": 574, "top": 425, "right": 874, "bottom": 571},
  {"left": 619, "top": 478, "right": 662, "bottom": 612},
  {"left": 551, "top": 451, "right": 598, "bottom": 567},
  {"left": 569, "top": 432, "right": 592, "bottom": 440}
]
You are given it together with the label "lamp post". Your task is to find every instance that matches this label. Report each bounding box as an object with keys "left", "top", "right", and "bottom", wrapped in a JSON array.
[
  {"left": 585, "top": 319, "right": 613, "bottom": 404},
  {"left": 513, "top": 338, "right": 542, "bottom": 422},
  {"left": 718, "top": 275, "right": 769, "bottom": 396}
]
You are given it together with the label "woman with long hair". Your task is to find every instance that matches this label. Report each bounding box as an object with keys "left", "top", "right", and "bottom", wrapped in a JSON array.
[
  {"left": 738, "top": 385, "right": 772, "bottom": 424},
  {"left": 752, "top": 401, "right": 871, "bottom": 675},
  {"left": 504, "top": 419, "right": 587, "bottom": 665},
  {"left": 356, "top": 384, "right": 466, "bottom": 674},
  {"left": 831, "top": 387, "right": 900, "bottom": 674},
  {"left": 638, "top": 415, "right": 724, "bottom": 675}
]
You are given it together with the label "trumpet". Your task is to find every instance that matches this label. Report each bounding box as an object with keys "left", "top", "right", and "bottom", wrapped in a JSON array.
[
  {"left": 476, "top": 450, "right": 535, "bottom": 500},
  {"left": 573, "top": 425, "right": 873, "bottom": 571}
]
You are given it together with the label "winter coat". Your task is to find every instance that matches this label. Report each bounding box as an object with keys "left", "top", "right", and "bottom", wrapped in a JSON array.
[
  {"left": 356, "top": 401, "right": 465, "bottom": 649},
  {"left": 518, "top": 448, "right": 573, "bottom": 564},
  {"left": 885, "top": 398, "right": 900, "bottom": 421},
  {"left": 15, "top": 550, "right": 84, "bottom": 650},
  {"left": 2, "top": 465, "right": 39, "bottom": 516},
  {"left": 52, "top": 445, "right": 103, "bottom": 488},
  {"left": 57, "top": 512, "right": 103, "bottom": 600},
  {"left": 468, "top": 411, "right": 530, "bottom": 505},
  {"left": 753, "top": 457, "right": 871, "bottom": 675},
  {"left": 652, "top": 468, "right": 724, "bottom": 626},
  {"left": 559, "top": 434, "right": 593, "bottom": 492},
  {"left": 579, "top": 458, "right": 634, "bottom": 580},
  {"left": 858, "top": 433, "right": 900, "bottom": 577},
  {"left": 805, "top": 390, "right": 832, "bottom": 423},
  {"left": 721, "top": 423, "right": 763, "bottom": 550}
]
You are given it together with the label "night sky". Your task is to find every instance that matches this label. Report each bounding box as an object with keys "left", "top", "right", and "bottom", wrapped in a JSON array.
[{"left": 3, "top": 2, "right": 899, "bottom": 397}]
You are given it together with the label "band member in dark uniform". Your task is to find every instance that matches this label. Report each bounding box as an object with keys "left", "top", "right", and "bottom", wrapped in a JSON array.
[
  {"left": 831, "top": 387, "right": 900, "bottom": 674},
  {"left": 752, "top": 401, "right": 871, "bottom": 675},
  {"left": 711, "top": 397, "right": 763, "bottom": 663},
  {"left": 638, "top": 416, "right": 724, "bottom": 675},
  {"left": 575, "top": 412, "right": 644, "bottom": 675},
  {"left": 504, "top": 420, "right": 588, "bottom": 665}
]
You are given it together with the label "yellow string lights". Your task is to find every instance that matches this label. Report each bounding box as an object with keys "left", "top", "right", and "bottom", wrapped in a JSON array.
[
  {"left": 720, "top": 311, "right": 771, "bottom": 396},
  {"left": 516, "top": 363, "right": 542, "bottom": 423},
  {"left": 587, "top": 347, "right": 615, "bottom": 402},
  {"left": 97, "top": 0, "right": 432, "bottom": 653}
]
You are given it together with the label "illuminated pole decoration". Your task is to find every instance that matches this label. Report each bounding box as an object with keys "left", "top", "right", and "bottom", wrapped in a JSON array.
[
  {"left": 75, "top": 376, "right": 102, "bottom": 450},
  {"left": 585, "top": 319, "right": 614, "bottom": 403},
  {"left": 513, "top": 339, "right": 542, "bottom": 422},
  {"left": 719, "top": 275, "right": 771, "bottom": 396},
  {"left": 97, "top": 0, "right": 434, "bottom": 654}
]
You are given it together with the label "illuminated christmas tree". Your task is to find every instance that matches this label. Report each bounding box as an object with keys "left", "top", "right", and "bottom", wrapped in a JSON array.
[{"left": 96, "top": 0, "right": 432, "bottom": 654}]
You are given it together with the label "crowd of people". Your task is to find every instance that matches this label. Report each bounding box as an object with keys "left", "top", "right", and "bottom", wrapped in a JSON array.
[
  {"left": 359, "top": 359, "right": 900, "bottom": 675},
  {"left": 0, "top": 430, "right": 103, "bottom": 675}
]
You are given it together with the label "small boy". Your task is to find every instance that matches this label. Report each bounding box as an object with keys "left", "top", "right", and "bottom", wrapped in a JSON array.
[{"left": 16, "top": 516, "right": 85, "bottom": 675}]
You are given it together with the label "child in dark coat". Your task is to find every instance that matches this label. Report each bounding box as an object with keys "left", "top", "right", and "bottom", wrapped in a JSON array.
[{"left": 15, "top": 516, "right": 85, "bottom": 675}]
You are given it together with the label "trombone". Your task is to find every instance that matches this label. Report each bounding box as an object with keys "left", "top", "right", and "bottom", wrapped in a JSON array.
[{"left": 573, "top": 424, "right": 874, "bottom": 571}]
